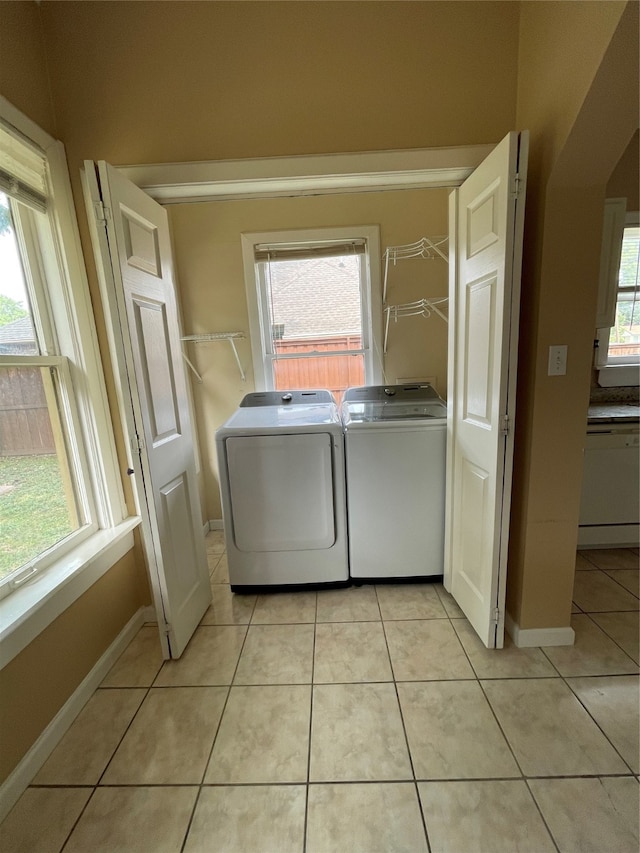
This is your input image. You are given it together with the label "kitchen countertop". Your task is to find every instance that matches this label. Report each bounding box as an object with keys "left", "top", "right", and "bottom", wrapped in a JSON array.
[{"left": 587, "top": 402, "right": 640, "bottom": 424}]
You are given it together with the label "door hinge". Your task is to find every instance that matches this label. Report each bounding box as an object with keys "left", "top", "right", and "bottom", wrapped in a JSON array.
[
  {"left": 93, "top": 200, "right": 111, "bottom": 223},
  {"left": 162, "top": 621, "right": 172, "bottom": 637},
  {"left": 130, "top": 434, "right": 145, "bottom": 453},
  {"left": 500, "top": 414, "right": 510, "bottom": 436},
  {"left": 511, "top": 173, "right": 521, "bottom": 199},
  {"left": 492, "top": 608, "right": 501, "bottom": 625}
]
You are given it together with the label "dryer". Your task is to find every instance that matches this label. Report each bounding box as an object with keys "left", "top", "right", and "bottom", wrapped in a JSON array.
[
  {"left": 341, "top": 383, "right": 447, "bottom": 581},
  {"left": 216, "top": 390, "right": 349, "bottom": 592}
]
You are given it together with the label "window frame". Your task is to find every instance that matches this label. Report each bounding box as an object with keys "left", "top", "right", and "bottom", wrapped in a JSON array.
[
  {"left": 241, "top": 225, "right": 384, "bottom": 391},
  {"left": 0, "top": 96, "right": 137, "bottom": 664},
  {"left": 595, "top": 204, "right": 640, "bottom": 386}
]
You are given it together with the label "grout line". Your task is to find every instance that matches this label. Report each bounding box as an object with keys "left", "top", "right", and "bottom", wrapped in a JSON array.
[
  {"left": 302, "top": 594, "right": 319, "bottom": 853},
  {"left": 374, "top": 585, "right": 432, "bottom": 853}
]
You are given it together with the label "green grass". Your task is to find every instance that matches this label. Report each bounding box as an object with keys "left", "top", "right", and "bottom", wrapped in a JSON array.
[{"left": 0, "top": 454, "right": 75, "bottom": 580}]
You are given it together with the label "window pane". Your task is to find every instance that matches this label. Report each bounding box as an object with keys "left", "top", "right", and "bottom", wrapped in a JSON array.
[
  {"left": 0, "top": 192, "right": 38, "bottom": 355},
  {"left": 265, "top": 254, "right": 363, "bottom": 350},
  {"left": 0, "top": 365, "right": 81, "bottom": 582},
  {"left": 273, "top": 352, "right": 364, "bottom": 404},
  {"left": 609, "top": 225, "right": 640, "bottom": 359}
]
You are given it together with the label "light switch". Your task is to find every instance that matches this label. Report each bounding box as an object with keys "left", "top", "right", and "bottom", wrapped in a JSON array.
[{"left": 548, "top": 345, "right": 568, "bottom": 376}]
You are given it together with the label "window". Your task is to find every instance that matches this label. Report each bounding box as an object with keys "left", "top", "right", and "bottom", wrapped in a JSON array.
[
  {"left": 242, "top": 227, "right": 383, "bottom": 401},
  {"left": 606, "top": 219, "right": 639, "bottom": 361},
  {"left": 595, "top": 201, "right": 640, "bottom": 386},
  {"left": 0, "top": 102, "right": 130, "bottom": 617}
]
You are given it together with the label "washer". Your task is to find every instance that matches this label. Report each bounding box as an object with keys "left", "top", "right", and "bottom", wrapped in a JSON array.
[
  {"left": 216, "top": 390, "right": 349, "bottom": 592},
  {"left": 341, "top": 383, "right": 447, "bottom": 581}
]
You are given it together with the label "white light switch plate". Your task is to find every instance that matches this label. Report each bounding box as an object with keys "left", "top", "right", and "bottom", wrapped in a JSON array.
[{"left": 548, "top": 345, "right": 568, "bottom": 376}]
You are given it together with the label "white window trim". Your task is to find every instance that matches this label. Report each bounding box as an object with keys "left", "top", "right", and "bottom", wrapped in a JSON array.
[
  {"left": 0, "top": 96, "right": 139, "bottom": 667},
  {"left": 241, "top": 225, "right": 384, "bottom": 390},
  {"left": 595, "top": 203, "right": 640, "bottom": 386}
]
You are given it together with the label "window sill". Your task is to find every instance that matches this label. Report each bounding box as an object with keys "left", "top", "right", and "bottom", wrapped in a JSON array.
[
  {"left": 0, "top": 517, "right": 141, "bottom": 669},
  {"left": 597, "top": 365, "right": 640, "bottom": 387}
]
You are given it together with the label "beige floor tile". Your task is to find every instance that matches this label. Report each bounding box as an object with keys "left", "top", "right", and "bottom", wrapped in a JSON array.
[
  {"left": 234, "top": 624, "right": 314, "bottom": 684},
  {"left": 604, "top": 569, "right": 640, "bottom": 597},
  {"left": 591, "top": 611, "right": 640, "bottom": 664},
  {"left": 307, "top": 783, "right": 428, "bottom": 853},
  {"left": 205, "top": 530, "right": 226, "bottom": 554},
  {"left": 568, "top": 675, "right": 640, "bottom": 773},
  {"left": 576, "top": 552, "right": 599, "bottom": 570},
  {"left": 316, "top": 585, "right": 380, "bottom": 622},
  {"left": 64, "top": 786, "right": 198, "bottom": 853},
  {"left": 0, "top": 787, "right": 91, "bottom": 853},
  {"left": 434, "top": 583, "right": 465, "bottom": 617},
  {"left": 385, "top": 619, "right": 474, "bottom": 680},
  {"left": 542, "top": 614, "right": 638, "bottom": 676},
  {"left": 154, "top": 625, "right": 246, "bottom": 686},
  {"left": 101, "top": 626, "right": 164, "bottom": 687},
  {"left": 573, "top": 571, "right": 639, "bottom": 612},
  {"left": 482, "top": 678, "right": 628, "bottom": 776},
  {"left": 101, "top": 686, "right": 227, "bottom": 784},
  {"left": 204, "top": 685, "right": 311, "bottom": 783},
  {"left": 199, "top": 585, "right": 256, "bottom": 625},
  {"left": 33, "top": 688, "right": 146, "bottom": 785},
  {"left": 184, "top": 785, "right": 306, "bottom": 853},
  {"left": 210, "top": 555, "right": 230, "bottom": 584},
  {"left": 376, "top": 584, "right": 446, "bottom": 620},
  {"left": 418, "top": 780, "right": 555, "bottom": 853},
  {"left": 581, "top": 548, "right": 639, "bottom": 571},
  {"left": 314, "top": 621, "right": 393, "bottom": 683},
  {"left": 454, "top": 619, "right": 557, "bottom": 679},
  {"left": 397, "top": 681, "right": 519, "bottom": 780},
  {"left": 252, "top": 590, "right": 317, "bottom": 623},
  {"left": 310, "top": 683, "right": 412, "bottom": 781},
  {"left": 529, "top": 776, "right": 640, "bottom": 853}
]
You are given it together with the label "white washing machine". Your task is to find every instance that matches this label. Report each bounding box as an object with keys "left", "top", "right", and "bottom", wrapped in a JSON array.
[
  {"left": 216, "top": 390, "right": 349, "bottom": 591},
  {"left": 342, "top": 384, "right": 447, "bottom": 581}
]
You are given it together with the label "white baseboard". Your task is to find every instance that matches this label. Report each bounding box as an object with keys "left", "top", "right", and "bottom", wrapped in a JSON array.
[
  {"left": 577, "top": 524, "right": 639, "bottom": 548},
  {"left": 142, "top": 604, "right": 157, "bottom": 624},
  {"left": 208, "top": 519, "right": 224, "bottom": 531},
  {"left": 505, "top": 611, "right": 575, "bottom": 648},
  {"left": 202, "top": 520, "right": 210, "bottom": 535},
  {"left": 0, "top": 607, "right": 146, "bottom": 823}
]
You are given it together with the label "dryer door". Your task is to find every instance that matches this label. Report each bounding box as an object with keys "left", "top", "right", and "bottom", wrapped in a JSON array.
[{"left": 226, "top": 433, "right": 336, "bottom": 551}]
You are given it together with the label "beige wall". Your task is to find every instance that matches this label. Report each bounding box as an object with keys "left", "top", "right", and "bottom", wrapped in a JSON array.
[
  {"left": 0, "top": 550, "right": 141, "bottom": 784},
  {"left": 40, "top": 1, "right": 519, "bottom": 167},
  {"left": 607, "top": 130, "right": 639, "bottom": 211},
  {"left": 0, "top": 1, "right": 56, "bottom": 136},
  {"left": 170, "top": 188, "right": 449, "bottom": 519},
  {"left": 508, "top": 1, "right": 636, "bottom": 629}
]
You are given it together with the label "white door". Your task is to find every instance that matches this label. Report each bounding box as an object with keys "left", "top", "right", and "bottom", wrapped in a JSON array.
[
  {"left": 445, "top": 131, "right": 528, "bottom": 648},
  {"left": 83, "top": 161, "right": 211, "bottom": 659}
]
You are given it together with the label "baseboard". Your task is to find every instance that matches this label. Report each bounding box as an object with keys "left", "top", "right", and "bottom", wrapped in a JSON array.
[
  {"left": 202, "top": 520, "right": 210, "bottom": 535},
  {"left": 208, "top": 519, "right": 224, "bottom": 531},
  {"left": 577, "top": 524, "right": 639, "bottom": 548},
  {"left": 142, "top": 604, "right": 157, "bottom": 624},
  {"left": 0, "top": 606, "right": 146, "bottom": 823},
  {"left": 505, "top": 611, "right": 575, "bottom": 648}
]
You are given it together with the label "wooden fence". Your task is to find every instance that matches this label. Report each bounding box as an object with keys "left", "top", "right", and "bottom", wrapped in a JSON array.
[
  {"left": 273, "top": 335, "right": 364, "bottom": 403},
  {"left": 0, "top": 366, "right": 55, "bottom": 456}
]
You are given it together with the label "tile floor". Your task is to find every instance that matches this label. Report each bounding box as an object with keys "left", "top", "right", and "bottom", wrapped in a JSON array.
[{"left": 1, "top": 537, "right": 638, "bottom": 852}]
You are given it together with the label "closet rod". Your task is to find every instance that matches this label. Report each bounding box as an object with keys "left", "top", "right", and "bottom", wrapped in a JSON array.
[{"left": 383, "top": 298, "right": 448, "bottom": 353}]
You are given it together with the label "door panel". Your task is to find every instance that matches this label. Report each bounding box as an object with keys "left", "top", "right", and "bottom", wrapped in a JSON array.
[
  {"left": 446, "top": 131, "right": 528, "bottom": 648},
  {"left": 84, "top": 161, "right": 210, "bottom": 659}
]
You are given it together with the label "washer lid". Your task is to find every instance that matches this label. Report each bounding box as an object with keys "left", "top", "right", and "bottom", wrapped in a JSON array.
[
  {"left": 240, "top": 389, "right": 335, "bottom": 407},
  {"left": 342, "top": 383, "right": 442, "bottom": 403},
  {"left": 343, "top": 399, "right": 448, "bottom": 424},
  {"left": 217, "top": 401, "right": 342, "bottom": 435}
]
